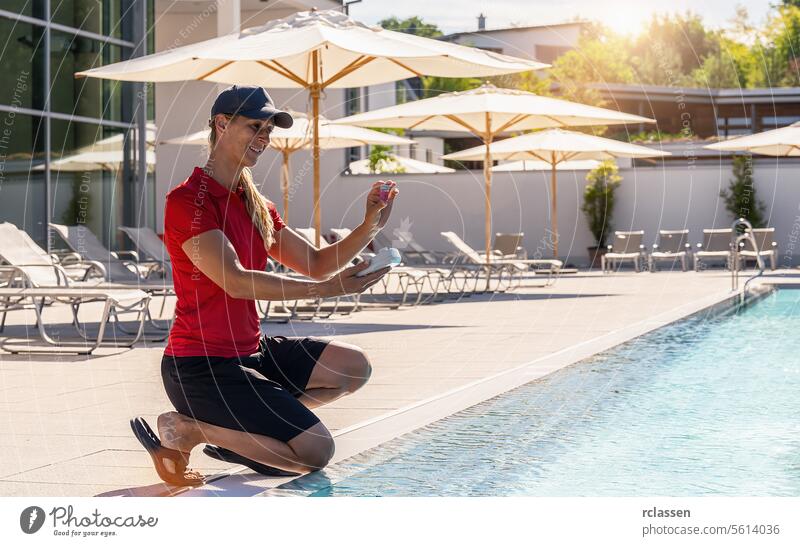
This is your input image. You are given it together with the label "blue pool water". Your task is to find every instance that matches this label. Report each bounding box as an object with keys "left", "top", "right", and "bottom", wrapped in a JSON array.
[{"left": 274, "top": 288, "right": 800, "bottom": 496}]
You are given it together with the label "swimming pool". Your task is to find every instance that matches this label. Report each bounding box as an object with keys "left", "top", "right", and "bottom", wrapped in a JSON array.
[{"left": 266, "top": 286, "right": 800, "bottom": 496}]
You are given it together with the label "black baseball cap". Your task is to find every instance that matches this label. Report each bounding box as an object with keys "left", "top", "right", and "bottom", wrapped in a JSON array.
[{"left": 211, "top": 85, "right": 293, "bottom": 128}]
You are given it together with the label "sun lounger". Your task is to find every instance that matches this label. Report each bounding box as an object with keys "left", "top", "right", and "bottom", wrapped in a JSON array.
[
  {"left": 0, "top": 222, "right": 104, "bottom": 282},
  {"left": 330, "top": 227, "right": 460, "bottom": 305},
  {"left": 0, "top": 286, "right": 151, "bottom": 354},
  {"left": 693, "top": 228, "right": 733, "bottom": 271},
  {"left": 50, "top": 223, "right": 164, "bottom": 282},
  {"left": 648, "top": 230, "right": 691, "bottom": 272},
  {"left": 602, "top": 231, "right": 645, "bottom": 273},
  {"left": 440, "top": 231, "right": 562, "bottom": 289},
  {"left": 736, "top": 227, "right": 777, "bottom": 270},
  {"left": 118, "top": 226, "right": 171, "bottom": 277},
  {"left": 493, "top": 233, "right": 526, "bottom": 259}
]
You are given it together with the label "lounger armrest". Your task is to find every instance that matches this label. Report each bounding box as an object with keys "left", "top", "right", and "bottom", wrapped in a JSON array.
[
  {"left": 53, "top": 252, "right": 84, "bottom": 266},
  {"left": 606, "top": 245, "right": 613, "bottom": 251},
  {"left": 112, "top": 250, "right": 140, "bottom": 262},
  {"left": 696, "top": 243, "right": 702, "bottom": 249},
  {"left": 652, "top": 244, "right": 658, "bottom": 250}
]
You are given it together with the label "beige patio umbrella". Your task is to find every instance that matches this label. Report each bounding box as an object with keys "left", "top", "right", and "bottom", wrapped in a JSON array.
[
  {"left": 443, "top": 128, "right": 670, "bottom": 257},
  {"left": 348, "top": 154, "right": 455, "bottom": 174},
  {"left": 34, "top": 150, "right": 157, "bottom": 172},
  {"left": 337, "top": 83, "right": 655, "bottom": 263},
  {"left": 161, "top": 111, "right": 414, "bottom": 222},
  {"left": 704, "top": 122, "right": 800, "bottom": 156},
  {"left": 492, "top": 159, "right": 601, "bottom": 172},
  {"left": 75, "top": 9, "right": 546, "bottom": 246}
]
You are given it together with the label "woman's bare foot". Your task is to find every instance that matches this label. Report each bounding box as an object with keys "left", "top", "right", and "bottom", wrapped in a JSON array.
[{"left": 157, "top": 411, "right": 202, "bottom": 475}]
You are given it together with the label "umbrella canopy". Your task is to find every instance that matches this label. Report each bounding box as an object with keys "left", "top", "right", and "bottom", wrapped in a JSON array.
[
  {"left": 704, "top": 122, "right": 800, "bottom": 156},
  {"left": 75, "top": 8, "right": 546, "bottom": 245},
  {"left": 161, "top": 111, "right": 414, "bottom": 221},
  {"left": 444, "top": 128, "right": 669, "bottom": 256},
  {"left": 338, "top": 83, "right": 655, "bottom": 264},
  {"left": 79, "top": 123, "right": 158, "bottom": 153},
  {"left": 35, "top": 150, "right": 157, "bottom": 172},
  {"left": 492, "top": 159, "right": 601, "bottom": 172},
  {"left": 349, "top": 154, "right": 455, "bottom": 174}
]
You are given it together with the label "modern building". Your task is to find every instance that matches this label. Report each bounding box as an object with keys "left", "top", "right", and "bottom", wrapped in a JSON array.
[
  {"left": 0, "top": 0, "right": 155, "bottom": 249},
  {"left": 593, "top": 83, "right": 800, "bottom": 140},
  {"left": 440, "top": 15, "right": 584, "bottom": 63}
]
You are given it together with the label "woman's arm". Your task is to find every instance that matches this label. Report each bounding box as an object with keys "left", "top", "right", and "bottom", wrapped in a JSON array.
[
  {"left": 181, "top": 229, "right": 389, "bottom": 300},
  {"left": 269, "top": 180, "right": 399, "bottom": 280}
]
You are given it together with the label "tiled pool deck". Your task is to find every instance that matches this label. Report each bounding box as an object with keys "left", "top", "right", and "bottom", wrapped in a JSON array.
[{"left": 0, "top": 269, "right": 793, "bottom": 496}]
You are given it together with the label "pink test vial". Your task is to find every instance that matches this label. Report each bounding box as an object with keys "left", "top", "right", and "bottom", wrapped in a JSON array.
[{"left": 379, "top": 182, "right": 392, "bottom": 203}]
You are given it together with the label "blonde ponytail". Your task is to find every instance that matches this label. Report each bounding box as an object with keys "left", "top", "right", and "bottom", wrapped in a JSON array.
[{"left": 207, "top": 115, "right": 275, "bottom": 250}]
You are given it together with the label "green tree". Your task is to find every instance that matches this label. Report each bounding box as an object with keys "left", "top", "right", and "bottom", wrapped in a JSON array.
[
  {"left": 689, "top": 35, "right": 751, "bottom": 88},
  {"left": 420, "top": 76, "right": 482, "bottom": 98},
  {"left": 582, "top": 160, "right": 622, "bottom": 247},
  {"left": 720, "top": 155, "right": 766, "bottom": 228},
  {"left": 631, "top": 12, "right": 715, "bottom": 85},
  {"left": 379, "top": 16, "right": 442, "bottom": 38},
  {"left": 547, "top": 25, "right": 635, "bottom": 106}
]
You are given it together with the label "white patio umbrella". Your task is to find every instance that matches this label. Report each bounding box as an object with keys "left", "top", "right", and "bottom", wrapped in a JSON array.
[
  {"left": 337, "top": 83, "right": 655, "bottom": 263},
  {"left": 75, "top": 8, "right": 546, "bottom": 246},
  {"left": 704, "top": 122, "right": 800, "bottom": 156},
  {"left": 348, "top": 154, "right": 455, "bottom": 174},
  {"left": 78, "top": 123, "right": 158, "bottom": 153},
  {"left": 161, "top": 111, "right": 414, "bottom": 222},
  {"left": 444, "top": 128, "right": 670, "bottom": 256},
  {"left": 492, "top": 159, "right": 601, "bottom": 172},
  {"left": 34, "top": 150, "right": 157, "bottom": 172}
]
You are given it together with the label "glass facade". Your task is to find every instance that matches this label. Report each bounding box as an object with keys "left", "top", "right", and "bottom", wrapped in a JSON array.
[{"left": 0, "top": 0, "right": 154, "bottom": 251}]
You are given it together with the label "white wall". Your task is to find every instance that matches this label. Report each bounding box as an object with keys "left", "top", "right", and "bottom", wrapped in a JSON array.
[{"left": 265, "top": 161, "right": 800, "bottom": 267}]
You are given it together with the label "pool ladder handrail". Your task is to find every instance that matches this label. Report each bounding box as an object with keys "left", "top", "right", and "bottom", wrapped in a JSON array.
[{"left": 730, "top": 218, "right": 765, "bottom": 300}]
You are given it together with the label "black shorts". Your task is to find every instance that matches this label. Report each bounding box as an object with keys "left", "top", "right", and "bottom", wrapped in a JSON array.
[{"left": 161, "top": 335, "right": 330, "bottom": 444}]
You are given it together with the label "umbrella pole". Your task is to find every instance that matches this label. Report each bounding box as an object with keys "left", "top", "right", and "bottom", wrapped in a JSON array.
[
  {"left": 311, "top": 51, "right": 322, "bottom": 248},
  {"left": 281, "top": 150, "right": 291, "bottom": 224},
  {"left": 484, "top": 129, "right": 493, "bottom": 292},
  {"left": 550, "top": 154, "right": 559, "bottom": 258}
]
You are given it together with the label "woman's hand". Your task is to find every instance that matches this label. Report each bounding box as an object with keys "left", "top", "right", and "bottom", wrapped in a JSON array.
[
  {"left": 364, "top": 180, "right": 399, "bottom": 232},
  {"left": 320, "top": 260, "right": 392, "bottom": 297}
]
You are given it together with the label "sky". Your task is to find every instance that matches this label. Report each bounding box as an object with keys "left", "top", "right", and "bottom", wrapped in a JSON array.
[{"left": 348, "top": 0, "right": 775, "bottom": 36}]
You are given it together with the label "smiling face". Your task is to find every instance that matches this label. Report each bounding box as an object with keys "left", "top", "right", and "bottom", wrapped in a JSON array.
[{"left": 212, "top": 113, "right": 275, "bottom": 168}]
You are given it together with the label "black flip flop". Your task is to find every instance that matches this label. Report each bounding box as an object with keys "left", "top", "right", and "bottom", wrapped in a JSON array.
[
  {"left": 130, "top": 416, "right": 205, "bottom": 486},
  {"left": 203, "top": 444, "right": 300, "bottom": 477}
]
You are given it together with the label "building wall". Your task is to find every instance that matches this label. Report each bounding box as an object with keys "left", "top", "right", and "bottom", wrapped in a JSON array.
[
  {"left": 446, "top": 25, "right": 582, "bottom": 62},
  {"left": 280, "top": 161, "right": 800, "bottom": 267}
]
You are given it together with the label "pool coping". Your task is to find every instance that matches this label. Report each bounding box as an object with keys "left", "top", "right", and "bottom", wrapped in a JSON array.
[{"left": 175, "top": 281, "right": 775, "bottom": 497}]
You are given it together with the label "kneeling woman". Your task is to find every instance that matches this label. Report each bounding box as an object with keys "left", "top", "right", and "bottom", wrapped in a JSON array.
[{"left": 131, "top": 85, "right": 397, "bottom": 485}]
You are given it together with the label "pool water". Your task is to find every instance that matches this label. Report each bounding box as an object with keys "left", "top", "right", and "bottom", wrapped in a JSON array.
[{"left": 271, "top": 288, "right": 800, "bottom": 496}]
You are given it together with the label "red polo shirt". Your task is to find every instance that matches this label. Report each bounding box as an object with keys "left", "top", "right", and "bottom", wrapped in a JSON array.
[{"left": 163, "top": 166, "right": 285, "bottom": 357}]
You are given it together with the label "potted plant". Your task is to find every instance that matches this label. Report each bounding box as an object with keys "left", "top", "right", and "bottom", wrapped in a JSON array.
[{"left": 582, "top": 160, "right": 621, "bottom": 268}]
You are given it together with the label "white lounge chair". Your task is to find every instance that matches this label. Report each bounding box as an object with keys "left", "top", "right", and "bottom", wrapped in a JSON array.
[
  {"left": 737, "top": 227, "right": 777, "bottom": 270},
  {"left": 330, "top": 227, "right": 453, "bottom": 305},
  {"left": 0, "top": 222, "right": 104, "bottom": 283},
  {"left": 118, "top": 226, "right": 171, "bottom": 277},
  {"left": 602, "top": 231, "right": 645, "bottom": 273},
  {"left": 694, "top": 228, "right": 733, "bottom": 271},
  {"left": 50, "top": 223, "right": 163, "bottom": 282},
  {"left": 440, "top": 231, "right": 562, "bottom": 290},
  {"left": 0, "top": 286, "right": 151, "bottom": 354},
  {"left": 648, "top": 230, "right": 691, "bottom": 272}
]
